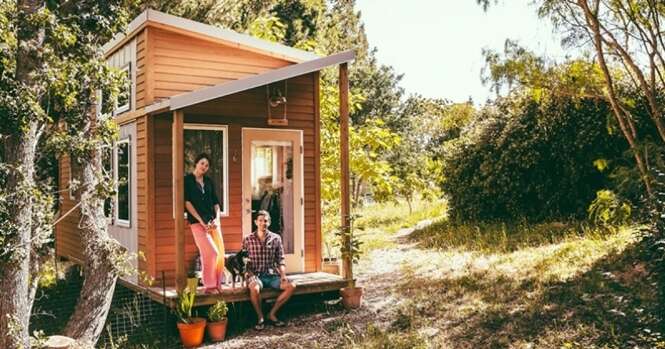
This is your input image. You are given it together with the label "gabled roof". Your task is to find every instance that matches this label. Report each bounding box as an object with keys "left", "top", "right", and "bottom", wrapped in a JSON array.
[
  {"left": 102, "top": 9, "right": 320, "bottom": 63},
  {"left": 168, "top": 50, "right": 355, "bottom": 111}
]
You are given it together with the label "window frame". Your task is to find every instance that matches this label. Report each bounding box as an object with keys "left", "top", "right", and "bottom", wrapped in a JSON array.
[
  {"left": 184, "top": 124, "right": 229, "bottom": 217},
  {"left": 114, "top": 137, "right": 131, "bottom": 227},
  {"left": 114, "top": 62, "right": 132, "bottom": 115}
]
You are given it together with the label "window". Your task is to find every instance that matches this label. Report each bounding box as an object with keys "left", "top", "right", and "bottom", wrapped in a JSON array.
[
  {"left": 97, "top": 63, "right": 132, "bottom": 117},
  {"left": 114, "top": 63, "right": 131, "bottom": 115},
  {"left": 114, "top": 138, "right": 131, "bottom": 226},
  {"left": 184, "top": 125, "right": 229, "bottom": 216}
]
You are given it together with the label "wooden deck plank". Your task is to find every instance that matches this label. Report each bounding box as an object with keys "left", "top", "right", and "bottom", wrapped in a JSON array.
[{"left": 137, "top": 272, "right": 346, "bottom": 307}]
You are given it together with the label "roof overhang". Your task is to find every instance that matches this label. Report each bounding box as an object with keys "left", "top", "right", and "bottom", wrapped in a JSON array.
[
  {"left": 102, "top": 9, "right": 320, "bottom": 63},
  {"left": 169, "top": 50, "right": 355, "bottom": 111}
]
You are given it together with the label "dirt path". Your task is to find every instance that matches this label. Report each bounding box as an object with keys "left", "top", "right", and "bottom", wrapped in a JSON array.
[{"left": 203, "top": 231, "right": 423, "bottom": 349}]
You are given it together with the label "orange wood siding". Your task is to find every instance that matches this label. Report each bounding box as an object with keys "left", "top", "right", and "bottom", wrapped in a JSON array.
[
  {"left": 148, "top": 27, "right": 291, "bottom": 103},
  {"left": 151, "top": 73, "right": 319, "bottom": 286},
  {"left": 135, "top": 29, "right": 147, "bottom": 109},
  {"left": 136, "top": 115, "right": 153, "bottom": 283},
  {"left": 55, "top": 154, "right": 83, "bottom": 263}
]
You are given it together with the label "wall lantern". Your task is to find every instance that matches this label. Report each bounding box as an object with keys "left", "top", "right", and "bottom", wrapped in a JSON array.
[{"left": 267, "top": 80, "right": 288, "bottom": 126}]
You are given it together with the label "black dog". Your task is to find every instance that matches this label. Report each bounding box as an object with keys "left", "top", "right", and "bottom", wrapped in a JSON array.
[{"left": 225, "top": 249, "right": 250, "bottom": 289}]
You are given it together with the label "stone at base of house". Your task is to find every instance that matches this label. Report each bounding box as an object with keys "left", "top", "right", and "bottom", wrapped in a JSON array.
[{"left": 44, "top": 335, "right": 76, "bottom": 349}]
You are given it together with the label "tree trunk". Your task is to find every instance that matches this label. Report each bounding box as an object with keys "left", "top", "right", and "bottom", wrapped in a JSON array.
[
  {"left": 64, "top": 143, "right": 121, "bottom": 346},
  {"left": 578, "top": 0, "right": 654, "bottom": 196},
  {"left": 0, "top": 0, "right": 44, "bottom": 346},
  {"left": 0, "top": 122, "right": 39, "bottom": 349}
]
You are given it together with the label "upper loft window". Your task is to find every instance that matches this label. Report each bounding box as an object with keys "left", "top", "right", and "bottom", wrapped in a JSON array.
[
  {"left": 114, "top": 62, "right": 132, "bottom": 115},
  {"left": 98, "top": 62, "right": 132, "bottom": 117}
]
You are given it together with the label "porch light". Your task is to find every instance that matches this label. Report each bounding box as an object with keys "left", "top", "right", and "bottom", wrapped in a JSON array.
[{"left": 267, "top": 81, "right": 288, "bottom": 126}]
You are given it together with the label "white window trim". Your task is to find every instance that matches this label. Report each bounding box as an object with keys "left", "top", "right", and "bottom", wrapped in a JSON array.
[
  {"left": 114, "top": 137, "right": 131, "bottom": 227},
  {"left": 184, "top": 123, "right": 230, "bottom": 217},
  {"left": 114, "top": 62, "right": 132, "bottom": 115}
]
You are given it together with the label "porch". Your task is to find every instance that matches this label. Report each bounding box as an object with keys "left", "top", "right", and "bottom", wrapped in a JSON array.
[{"left": 122, "top": 272, "right": 348, "bottom": 307}]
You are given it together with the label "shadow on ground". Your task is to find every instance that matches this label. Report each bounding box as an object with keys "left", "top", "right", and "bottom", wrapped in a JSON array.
[{"left": 396, "top": 232, "right": 665, "bottom": 348}]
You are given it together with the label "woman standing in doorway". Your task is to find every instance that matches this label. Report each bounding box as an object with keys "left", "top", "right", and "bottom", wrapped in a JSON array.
[{"left": 185, "top": 153, "right": 225, "bottom": 293}]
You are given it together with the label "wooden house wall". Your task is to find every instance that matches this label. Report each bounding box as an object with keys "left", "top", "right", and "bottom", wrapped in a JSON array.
[
  {"left": 147, "top": 27, "right": 291, "bottom": 104},
  {"left": 150, "top": 73, "right": 320, "bottom": 286},
  {"left": 55, "top": 154, "right": 83, "bottom": 263},
  {"left": 57, "top": 23, "right": 323, "bottom": 287},
  {"left": 56, "top": 36, "right": 139, "bottom": 265}
]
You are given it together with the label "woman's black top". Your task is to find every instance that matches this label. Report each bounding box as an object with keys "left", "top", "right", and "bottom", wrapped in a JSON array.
[{"left": 184, "top": 173, "right": 220, "bottom": 225}]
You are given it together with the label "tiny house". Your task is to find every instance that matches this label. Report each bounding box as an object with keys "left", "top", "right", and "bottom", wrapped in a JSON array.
[{"left": 55, "top": 9, "right": 353, "bottom": 305}]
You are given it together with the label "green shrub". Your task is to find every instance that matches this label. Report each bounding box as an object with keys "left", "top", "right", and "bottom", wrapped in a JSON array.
[
  {"left": 587, "top": 189, "right": 631, "bottom": 228},
  {"left": 207, "top": 300, "right": 228, "bottom": 322},
  {"left": 442, "top": 94, "right": 625, "bottom": 221}
]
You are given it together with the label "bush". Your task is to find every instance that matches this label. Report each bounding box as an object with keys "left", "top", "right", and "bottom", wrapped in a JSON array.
[
  {"left": 207, "top": 300, "right": 228, "bottom": 322},
  {"left": 442, "top": 94, "right": 625, "bottom": 221},
  {"left": 587, "top": 189, "right": 631, "bottom": 228}
]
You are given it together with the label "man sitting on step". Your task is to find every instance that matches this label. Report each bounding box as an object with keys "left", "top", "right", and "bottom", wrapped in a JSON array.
[{"left": 243, "top": 210, "right": 296, "bottom": 330}]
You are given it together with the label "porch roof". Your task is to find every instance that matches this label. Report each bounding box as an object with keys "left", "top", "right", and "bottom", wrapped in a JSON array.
[{"left": 163, "top": 49, "right": 356, "bottom": 111}]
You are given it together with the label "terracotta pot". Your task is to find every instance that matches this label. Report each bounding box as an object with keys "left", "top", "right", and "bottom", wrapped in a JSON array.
[
  {"left": 340, "top": 286, "right": 363, "bottom": 309},
  {"left": 206, "top": 318, "right": 228, "bottom": 342},
  {"left": 177, "top": 317, "right": 206, "bottom": 348}
]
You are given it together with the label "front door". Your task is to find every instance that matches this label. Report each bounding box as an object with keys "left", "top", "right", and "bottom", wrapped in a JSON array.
[{"left": 242, "top": 128, "right": 304, "bottom": 273}]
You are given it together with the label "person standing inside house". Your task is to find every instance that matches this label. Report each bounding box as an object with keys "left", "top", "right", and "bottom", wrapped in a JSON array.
[
  {"left": 185, "top": 153, "right": 225, "bottom": 293},
  {"left": 243, "top": 210, "right": 296, "bottom": 330}
]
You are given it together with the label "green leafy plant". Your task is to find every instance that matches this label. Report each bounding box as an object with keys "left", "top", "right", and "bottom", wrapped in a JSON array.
[
  {"left": 207, "top": 300, "right": 228, "bottom": 322},
  {"left": 588, "top": 190, "right": 631, "bottom": 228},
  {"left": 175, "top": 288, "right": 196, "bottom": 324},
  {"left": 335, "top": 214, "right": 364, "bottom": 264}
]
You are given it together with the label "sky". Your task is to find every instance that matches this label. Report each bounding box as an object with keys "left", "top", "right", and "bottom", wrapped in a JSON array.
[{"left": 355, "top": 0, "right": 569, "bottom": 104}]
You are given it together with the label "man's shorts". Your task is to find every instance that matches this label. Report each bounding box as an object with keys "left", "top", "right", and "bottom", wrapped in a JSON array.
[{"left": 255, "top": 273, "right": 282, "bottom": 290}]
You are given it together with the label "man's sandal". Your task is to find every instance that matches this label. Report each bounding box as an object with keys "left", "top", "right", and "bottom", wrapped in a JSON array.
[
  {"left": 254, "top": 320, "right": 265, "bottom": 331},
  {"left": 268, "top": 318, "right": 286, "bottom": 327}
]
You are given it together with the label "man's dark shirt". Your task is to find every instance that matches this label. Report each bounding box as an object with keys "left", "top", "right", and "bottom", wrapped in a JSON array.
[{"left": 184, "top": 173, "right": 220, "bottom": 224}]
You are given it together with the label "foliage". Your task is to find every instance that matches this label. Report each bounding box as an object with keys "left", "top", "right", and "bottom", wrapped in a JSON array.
[
  {"left": 588, "top": 190, "right": 632, "bottom": 228},
  {"left": 335, "top": 216, "right": 363, "bottom": 265},
  {"left": 207, "top": 300, "right": 228, "bottom": 322},
  {"left": 175, "top": 288, "right": 196, "bottom": 324},
  {"left": 442, "top": 93, "right": 625, "bottom": 221}
]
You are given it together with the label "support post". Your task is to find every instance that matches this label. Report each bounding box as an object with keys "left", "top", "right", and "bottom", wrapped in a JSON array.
[
  {"left": 172, "top": 110, "right": 185, "bottom": 292},
  {"left": 339, "top": 63, "right": 353, "bottom": 286}
]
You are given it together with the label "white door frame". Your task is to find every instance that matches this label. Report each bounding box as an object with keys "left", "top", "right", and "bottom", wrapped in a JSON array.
[{"left": 241, "top": 128, "right": 304, "bottom": 273}]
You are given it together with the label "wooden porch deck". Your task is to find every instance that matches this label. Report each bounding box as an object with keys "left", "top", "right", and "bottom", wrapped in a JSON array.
[{"left": 123, "top": 272, "right": 348, "bottom": 307}]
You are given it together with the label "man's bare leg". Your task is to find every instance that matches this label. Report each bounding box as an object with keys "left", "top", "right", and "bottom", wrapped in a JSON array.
[
  {"left": 248, "top": 280, "right": 264, "bottom": 324},
  {"left": 268, "top": 282, "right": 296, "bottom": 321}
]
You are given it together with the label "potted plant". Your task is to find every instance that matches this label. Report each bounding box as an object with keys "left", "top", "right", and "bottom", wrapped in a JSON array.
[
  {"left": 336, "top": 218, "right": 364, "bottom": 309},
  {"left": 206, "top": 300, "right": 228, "bottom": 342},
  {"left": 175, "top": 287, "right": 206, "bottom": 348}
]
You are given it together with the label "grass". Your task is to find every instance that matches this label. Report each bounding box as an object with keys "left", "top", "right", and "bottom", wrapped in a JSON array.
[
  {"left": 346, "top": 217, "right": 665, "bottom": 348},
  {"left": 353, "top": 198, "right": 447, "bottom": 254}
]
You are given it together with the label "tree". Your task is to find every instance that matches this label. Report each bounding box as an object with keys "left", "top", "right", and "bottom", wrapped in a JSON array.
[
  {"left": 0, "top": 1, "right": 135, "bottom": 346},
  {"left": 482, "top": 0, "right": 665, "bottom": 196},
  {"left": 388, "top": 96, "right": 461, "bottom": 212}
]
